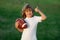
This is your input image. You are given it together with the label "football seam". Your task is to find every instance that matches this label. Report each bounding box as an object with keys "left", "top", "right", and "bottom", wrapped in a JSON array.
[{"left": 22, "top": 23, "right": 27, "bottom": 28}]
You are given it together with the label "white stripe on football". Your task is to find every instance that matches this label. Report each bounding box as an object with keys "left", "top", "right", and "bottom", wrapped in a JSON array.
[{"left": 22, "top": 23, "right": 27, "bottom": 28}]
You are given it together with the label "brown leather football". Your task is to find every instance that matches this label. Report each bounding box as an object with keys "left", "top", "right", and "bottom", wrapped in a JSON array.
[{"left": 16, "top": 18, "right": 27, "bottom": 29}]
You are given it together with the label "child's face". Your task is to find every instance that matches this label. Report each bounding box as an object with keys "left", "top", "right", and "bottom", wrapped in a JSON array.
[{"left": 25, "top": 8, "right": 33, "bottom": 18}]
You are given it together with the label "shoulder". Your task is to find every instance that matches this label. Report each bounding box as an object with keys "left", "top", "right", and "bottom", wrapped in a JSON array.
[
  {"left": 33, "top": 16, "right": 42, "bottom": 22},
  {"left": 33, "top": 16, "right": 41, "bottom": 18}
]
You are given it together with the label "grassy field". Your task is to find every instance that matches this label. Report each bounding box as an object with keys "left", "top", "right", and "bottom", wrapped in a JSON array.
[{"left": 0, "top": 0, "right": 60, "bottom": 40}]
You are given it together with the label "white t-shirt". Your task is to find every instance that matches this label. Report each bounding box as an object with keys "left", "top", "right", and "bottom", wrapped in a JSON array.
[{"left": 21, "top": 16, "right": 42, "bottom": 40}]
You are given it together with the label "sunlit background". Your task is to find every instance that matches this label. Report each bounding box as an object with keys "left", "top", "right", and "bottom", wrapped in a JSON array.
[{"left": 0, "top": 0, "right": 60, "bottom": 40}]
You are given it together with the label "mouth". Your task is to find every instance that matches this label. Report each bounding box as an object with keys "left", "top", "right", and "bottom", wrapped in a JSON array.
[{"left": 28, "top": 13, "right": 32, "bottom": 15}]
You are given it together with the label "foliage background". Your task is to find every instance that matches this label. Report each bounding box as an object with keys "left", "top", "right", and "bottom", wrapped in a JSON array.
[{"left": 0, "top": 0, "right": 60, "bottom": 40}]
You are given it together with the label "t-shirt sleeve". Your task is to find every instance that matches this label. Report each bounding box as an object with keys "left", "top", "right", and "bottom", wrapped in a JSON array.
[{"left": 34, "top": 16, "right": 42, "bottom": 22}]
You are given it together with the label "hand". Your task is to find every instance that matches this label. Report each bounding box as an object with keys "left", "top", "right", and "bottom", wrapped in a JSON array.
[{"left": 35, "top": 6, "right": 40, "bottom": 13}]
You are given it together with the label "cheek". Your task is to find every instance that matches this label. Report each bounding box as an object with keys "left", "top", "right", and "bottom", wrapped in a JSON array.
[
  {"left": 30, "top": 12, "right": 33, "bottom": 15},
  {"left": 25, "top": 12, "right": 28, "bottom": 15},
  {"left": 30, "top": 11, "right": 33, "bottom": 15}
]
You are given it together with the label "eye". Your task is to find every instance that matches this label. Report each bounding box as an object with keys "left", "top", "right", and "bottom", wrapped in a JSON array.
[{"left": 26, "top": 10, "right": 29, "bottom": 12}]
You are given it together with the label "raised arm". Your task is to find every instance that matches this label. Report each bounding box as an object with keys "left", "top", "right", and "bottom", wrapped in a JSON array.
[{"left": 35, "top": 7, "right": 47, "bottom": 20}]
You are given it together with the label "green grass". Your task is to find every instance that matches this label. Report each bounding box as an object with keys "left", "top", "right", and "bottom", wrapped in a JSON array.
[{"left": 0, "top": 0, "right": 60, "bottom": 40}]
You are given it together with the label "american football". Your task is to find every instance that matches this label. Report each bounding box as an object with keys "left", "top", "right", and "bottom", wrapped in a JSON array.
[{"left": 16, "top": 18, "right": 27, "bottom": 29}]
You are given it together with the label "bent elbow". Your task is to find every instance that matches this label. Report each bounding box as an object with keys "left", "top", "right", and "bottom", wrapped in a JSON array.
[
  {"left": 44, "top": 16, "right": 47, "bottom": 19},
  {"left": 42, "top": 16, "right": 47, "bottom": 20}
]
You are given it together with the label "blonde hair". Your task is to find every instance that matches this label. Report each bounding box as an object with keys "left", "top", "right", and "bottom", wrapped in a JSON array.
[{"left": 22, "top": 4, "right": 34, "bottom": 19}]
